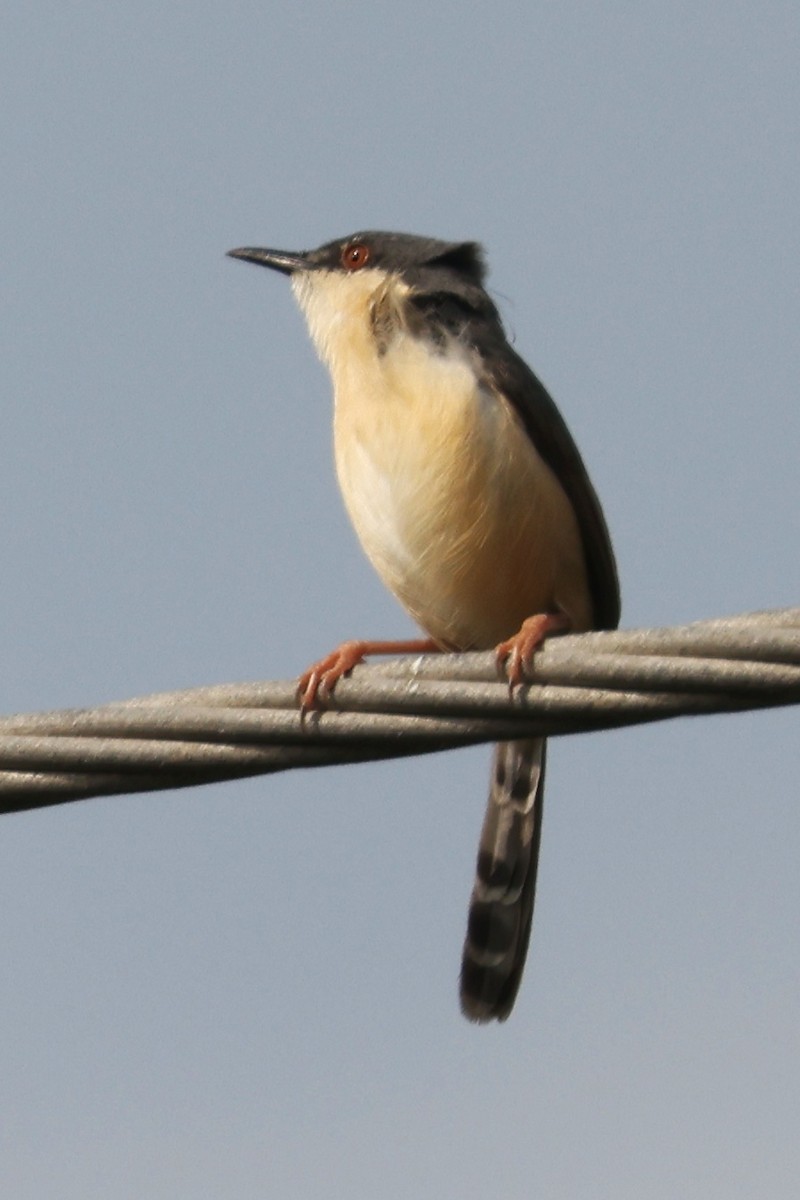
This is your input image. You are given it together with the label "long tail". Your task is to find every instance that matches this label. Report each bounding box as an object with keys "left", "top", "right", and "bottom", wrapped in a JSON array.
[{"left": 459, "top": 738, "right": 546, "bottom": 1022}]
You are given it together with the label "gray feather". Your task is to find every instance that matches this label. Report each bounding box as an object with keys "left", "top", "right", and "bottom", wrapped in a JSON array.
[{"left": 460, "top": 738, "right": 546, "bottom": 1022}]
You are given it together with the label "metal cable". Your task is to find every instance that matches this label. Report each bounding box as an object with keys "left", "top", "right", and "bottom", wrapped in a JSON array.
[{"left": 1, "top": 607, "right": 798, "bottom": 815}]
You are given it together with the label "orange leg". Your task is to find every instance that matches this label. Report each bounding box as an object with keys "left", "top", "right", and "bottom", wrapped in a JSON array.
[
  {"left": 298, "top": 637, "right": 441, "bottom": 713},
  {"left": 495, "top": 612, "right": 571, "bottom": 689}
]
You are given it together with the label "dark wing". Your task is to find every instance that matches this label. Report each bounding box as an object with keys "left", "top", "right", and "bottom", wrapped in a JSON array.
[
  {"left": 483, "top": 331, "right": 621, "bottom": 630},
  {"left": 409, "top": 291, "right": 621, "bottom": 631}
]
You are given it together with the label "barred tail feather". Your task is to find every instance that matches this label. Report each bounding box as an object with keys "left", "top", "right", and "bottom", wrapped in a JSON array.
[{"left": 459, "top": 738, "right": 546, "bottom": 1022}]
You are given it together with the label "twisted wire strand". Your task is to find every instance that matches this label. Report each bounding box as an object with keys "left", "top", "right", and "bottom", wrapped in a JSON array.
[{"left": 1, "top": 607, "right": 798, "bottom": 814}]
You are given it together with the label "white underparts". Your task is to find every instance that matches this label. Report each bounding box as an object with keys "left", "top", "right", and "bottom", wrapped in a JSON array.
[{"left": 292, "top": 268, "right": 591, "bottom": 649}]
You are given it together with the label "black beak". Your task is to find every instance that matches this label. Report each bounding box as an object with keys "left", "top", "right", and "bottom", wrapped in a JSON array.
[{"left": 226, "top": 247, "right": 309, "bottom": 275}]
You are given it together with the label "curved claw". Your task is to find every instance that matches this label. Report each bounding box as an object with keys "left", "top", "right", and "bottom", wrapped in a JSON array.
[
  {"left": 495, "top": 612, "right": 571, "bottom": 690},
  {"left": 296, "top": 636, "right": 442, "bottom": 716},
  {"left": 297, "top": 640, "right": 370, "bottom": 714}
]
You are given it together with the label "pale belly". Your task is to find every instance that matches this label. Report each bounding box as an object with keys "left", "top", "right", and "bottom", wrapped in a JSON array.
[{"left": 332, "top": 339, "right": 592, "bottom": 650}]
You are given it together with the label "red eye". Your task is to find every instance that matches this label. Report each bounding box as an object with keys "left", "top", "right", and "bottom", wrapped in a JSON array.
[{"left": 341, "top": 242, "right": 371, "bottom": 270}]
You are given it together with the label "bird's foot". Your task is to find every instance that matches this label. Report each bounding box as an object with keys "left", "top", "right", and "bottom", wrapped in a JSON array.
[
  {"left": 297, "top": 637, "right": 440, "bottom": 714},
  {"left": 495, "top": 612, "right": 571, "bottom": 690}
]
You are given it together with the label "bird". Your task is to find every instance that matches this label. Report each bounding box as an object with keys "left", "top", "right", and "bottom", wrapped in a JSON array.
[{"left": 228, "top": 231, "right": 620, "bottom": 1022}]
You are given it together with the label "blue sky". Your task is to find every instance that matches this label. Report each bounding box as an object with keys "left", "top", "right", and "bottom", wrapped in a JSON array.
[{"left": 2, "top": 3, "right": 798, "bottom": 1196}]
